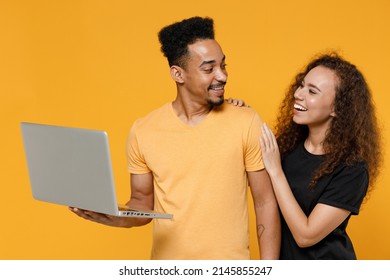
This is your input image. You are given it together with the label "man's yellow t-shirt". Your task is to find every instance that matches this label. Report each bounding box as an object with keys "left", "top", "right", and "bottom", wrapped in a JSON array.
[{"left": 127, "top": 102, "right": 264, "bottom": 259}]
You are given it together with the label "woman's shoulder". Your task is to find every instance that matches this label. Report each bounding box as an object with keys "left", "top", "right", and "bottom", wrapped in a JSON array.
[{"left": 331, "top": 161, "right": 368, "bottom": 179}]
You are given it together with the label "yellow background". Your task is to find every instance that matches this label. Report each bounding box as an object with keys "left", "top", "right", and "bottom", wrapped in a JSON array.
[{"left": 1, "top": 0, "right": 389, "bottom": 259}]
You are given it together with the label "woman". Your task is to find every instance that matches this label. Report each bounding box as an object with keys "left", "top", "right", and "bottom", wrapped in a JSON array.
[{"left": 260, "top": 53, "right": 382, "bottom": 259}]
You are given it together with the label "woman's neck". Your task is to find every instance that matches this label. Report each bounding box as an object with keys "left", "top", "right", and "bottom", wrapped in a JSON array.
[
  {"left": 304, "top": 137, "right": 325, "bottom": 155},
  {"left": 305, "top": 128, "right": 328, "bottom": 155}
]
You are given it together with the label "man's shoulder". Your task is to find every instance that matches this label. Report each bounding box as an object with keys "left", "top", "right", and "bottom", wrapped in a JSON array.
[{"left": 216, "top": 102, "right": 261, "bottom": 120}]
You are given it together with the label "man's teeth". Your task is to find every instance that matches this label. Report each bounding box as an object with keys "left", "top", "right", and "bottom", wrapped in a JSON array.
[{"left": 294, "top": 104, "right": 307, "bottom": 111}]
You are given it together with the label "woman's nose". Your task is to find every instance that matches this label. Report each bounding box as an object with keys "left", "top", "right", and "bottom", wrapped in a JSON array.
[{"left": 294, "top": 87, "right": 304, "bottom": 100}]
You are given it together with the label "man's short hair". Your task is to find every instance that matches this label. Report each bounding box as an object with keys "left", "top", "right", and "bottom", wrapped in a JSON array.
[{"left": 158, "top": 16, "right": 215, "bottom": 68}]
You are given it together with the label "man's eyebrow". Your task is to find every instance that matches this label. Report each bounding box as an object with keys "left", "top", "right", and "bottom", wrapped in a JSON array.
[
  {"left": 199, "top": 60, "right": 216, "bottom": 67},
  {"left": 199, "top": 55, "right": 226, "bottom": 67}
]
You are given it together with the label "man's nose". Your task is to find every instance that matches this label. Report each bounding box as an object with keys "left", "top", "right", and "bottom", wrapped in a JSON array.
[{"left": 215, "top": 68, "right": 227, "bottom": 82}]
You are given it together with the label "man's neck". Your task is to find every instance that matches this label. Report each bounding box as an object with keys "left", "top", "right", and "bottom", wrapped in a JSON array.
[{"left": 171, "top": 98, "right": 213, "bottom": 127}]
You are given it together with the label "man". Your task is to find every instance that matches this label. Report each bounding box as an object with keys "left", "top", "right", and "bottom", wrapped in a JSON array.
[{"left": 70, "top": 16, "right": 280, "bottom": 259}]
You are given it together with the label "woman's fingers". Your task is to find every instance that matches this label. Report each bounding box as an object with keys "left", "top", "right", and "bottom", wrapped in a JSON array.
[{"left": 260, "top": 123, "right": 279, "bottom": 154}]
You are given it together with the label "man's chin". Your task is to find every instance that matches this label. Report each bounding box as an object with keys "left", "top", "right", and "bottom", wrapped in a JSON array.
[{"left": 208, "top": 97, "right": 224, "bottom": 107}]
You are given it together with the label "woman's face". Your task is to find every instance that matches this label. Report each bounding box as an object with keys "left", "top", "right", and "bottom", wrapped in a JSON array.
[{"left": 293, "top": 65, "right": 338, "bottom": 131}]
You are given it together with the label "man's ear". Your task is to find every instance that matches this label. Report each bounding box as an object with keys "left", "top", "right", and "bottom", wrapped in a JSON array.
[{"left": 170, "top": 66, "right": 184, "bottom": 84}]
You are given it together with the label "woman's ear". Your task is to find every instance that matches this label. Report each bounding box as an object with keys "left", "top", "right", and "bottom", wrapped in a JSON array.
[
  {"left": 330, "top": 102, "right": 337, "bottom": 117},
  {"left": 331, "top": 105, "right": 337, "bottom": 117},
  {"left": 170, "top": 66, "right": 184, "bottom": 84}
]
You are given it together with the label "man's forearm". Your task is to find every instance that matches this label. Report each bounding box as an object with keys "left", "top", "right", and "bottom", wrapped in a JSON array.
[{"left": 256, "top": 202, "right": 281, "bottom": 259}]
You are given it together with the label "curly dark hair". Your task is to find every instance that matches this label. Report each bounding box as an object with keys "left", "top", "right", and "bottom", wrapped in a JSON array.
[
  {"left": 275, "top": 52, "right": 382, "bottom": 192},
  {"left": 158, "top": 16, "right": 215, "bottom": 68}
]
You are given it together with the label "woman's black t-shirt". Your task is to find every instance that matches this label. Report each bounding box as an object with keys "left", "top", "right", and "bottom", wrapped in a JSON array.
[{"left": 280, "top": 141, "right": 368, "bottom": 259}]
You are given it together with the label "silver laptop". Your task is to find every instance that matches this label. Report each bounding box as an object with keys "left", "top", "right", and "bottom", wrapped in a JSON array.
[{"left": 20, "top": 122, "right": 173, "bottom": 219}]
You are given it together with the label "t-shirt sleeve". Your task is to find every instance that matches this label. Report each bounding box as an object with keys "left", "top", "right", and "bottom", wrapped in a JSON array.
[
  {"left": 126, "top": 123, "right": 151, "bottom": 174},
  {"left": 318, "top": 163, "right": 368, "bottom": 215},
  {"left": 244, "top": 111, "right": 264, "bottom": 172}
]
